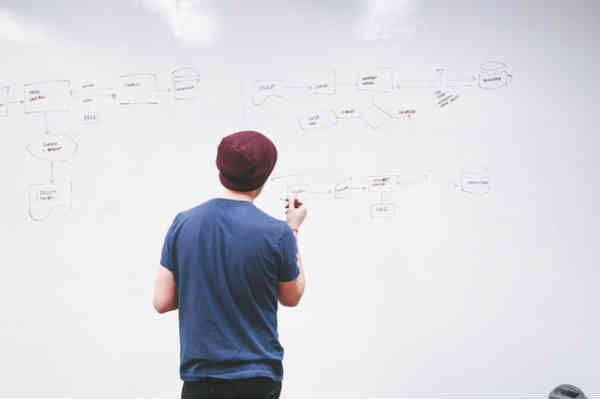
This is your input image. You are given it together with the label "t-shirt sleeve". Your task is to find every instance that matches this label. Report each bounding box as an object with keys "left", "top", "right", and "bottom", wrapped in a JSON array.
[
  {"left": 160, "top": 213, "right": 181, "bottom": 272},
  {"left": 278, "top": 225, "right": 300, "bottom": 282}
]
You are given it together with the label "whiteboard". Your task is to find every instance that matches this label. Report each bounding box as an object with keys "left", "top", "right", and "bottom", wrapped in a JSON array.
[{"left": 1, "top": 0, "right": 599, "bottom": 397}]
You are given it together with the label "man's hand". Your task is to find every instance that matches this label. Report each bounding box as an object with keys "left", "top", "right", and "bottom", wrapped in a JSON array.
[{"left": 285, "top": 195, "right": 307, "bottom": 230}]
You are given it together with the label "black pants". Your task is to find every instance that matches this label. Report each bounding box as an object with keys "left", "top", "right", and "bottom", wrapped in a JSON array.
[{"left": 181, "top": 377, "right": 282, "bottom": 399}]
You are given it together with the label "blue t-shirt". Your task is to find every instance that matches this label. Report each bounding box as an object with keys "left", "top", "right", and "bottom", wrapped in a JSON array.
[{"left": 160, "top": 198, "right": 299, "bottom": 382}]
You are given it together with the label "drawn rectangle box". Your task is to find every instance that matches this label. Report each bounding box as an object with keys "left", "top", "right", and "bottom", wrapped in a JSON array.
[
  {"left": 367, "top": 175, "right": 398, "bottom": 193},
  {"left": 28, "top": 181, "right": 73, "bottom": 222},
  {"left": 0, "top": 85, "right": 9, "bottom": 117},
  {"left": 357, "top": 70, "right": 393, "bottom": 92},
  {"left": 24, "top": 80, "right": 71, "bottom": 114},
  {"left": 119, "top": 73, "right": 159, "bottom": 105},
  {"left": 460, "top": 170, "right": 490, "bottom": 194},
  {"left": 173, "top": 67, "right": 200, "bottom": 100},
  {"left": 297, "top": 110, "right": 337, "bottom": 131},
  {"left": 251, "top": 80, "right": 284, "bottom": 106},
  {"left": 370, "top": 203, "right": 397, "bottom": 218}
]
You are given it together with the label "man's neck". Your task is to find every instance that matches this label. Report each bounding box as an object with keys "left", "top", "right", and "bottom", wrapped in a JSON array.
[{"left": 220, "top": 188, "right": 254, "bottom": 202}]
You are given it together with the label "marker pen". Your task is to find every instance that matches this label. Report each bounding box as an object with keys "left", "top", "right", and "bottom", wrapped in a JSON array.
[{"left": 281, "top": 197, "right": 303, "bottom": 209}]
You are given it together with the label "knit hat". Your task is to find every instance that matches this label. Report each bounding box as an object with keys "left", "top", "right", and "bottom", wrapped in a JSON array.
[{"left": 216, "top": 130, "right": 278, "bottom": 192}]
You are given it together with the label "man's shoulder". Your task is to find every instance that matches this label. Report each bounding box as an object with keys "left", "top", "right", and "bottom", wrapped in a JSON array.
[
  {"left": 251, "top": 205, "right": 288, "bottom": 232},
  {"left": 183, "top": 199, "right": 215, "bottom": 215},
  {"left": 171, "top": 199, "right": 288, "bottom": 235},
  {"left": 170, "top": 200, "right": 216, "bottom": 224}
]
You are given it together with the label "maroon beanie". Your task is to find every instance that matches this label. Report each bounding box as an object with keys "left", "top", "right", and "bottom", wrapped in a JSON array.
[{"left": 216, "top": 130, "right": 278, "bottom": 192}]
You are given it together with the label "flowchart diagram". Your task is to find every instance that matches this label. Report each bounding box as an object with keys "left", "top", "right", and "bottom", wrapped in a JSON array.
[
  {"left": 0, "top": 67, "right": 201, "bottom": 221},
  {"left": 22, "top": 81, "right": 76, "bottom": 221},
  {"left": 26, "top": 117, "right": 78, "bottom": 221},
  {"left": 1, "top": 62, "right": 504, "bottom": 221},
  {"left": 272, "top": 168, "right": 491, "bottom": 219},
  {"left": 1, "top": 67, "right": 201, "bottom": 118},
  {"left": 246, "top": 61, "right": 512, "bottom": 132}
]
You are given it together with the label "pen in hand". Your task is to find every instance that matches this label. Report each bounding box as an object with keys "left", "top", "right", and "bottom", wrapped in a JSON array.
[{"left": 282, "top": 197, "right": 303, "bottom": 209}]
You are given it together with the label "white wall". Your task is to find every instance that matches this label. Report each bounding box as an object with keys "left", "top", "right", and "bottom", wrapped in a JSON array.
[{"left": 0, "top": 1, "right": 599, "bottom": 397}]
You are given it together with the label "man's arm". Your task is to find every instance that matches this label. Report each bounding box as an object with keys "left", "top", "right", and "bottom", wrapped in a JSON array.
[
  {"left": 278, "top": 230, "right": 305, "bottom": 307},
  {"left": 153, "top": 265, "right": 178, "bottom": 313},
  {"left": 278, "top": 196, "right": 307, "bottom": 307}
]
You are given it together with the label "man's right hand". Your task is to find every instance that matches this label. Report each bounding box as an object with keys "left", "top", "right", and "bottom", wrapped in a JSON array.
[{"left": 285, "top": 195, "right": 307, "bottom": 230}]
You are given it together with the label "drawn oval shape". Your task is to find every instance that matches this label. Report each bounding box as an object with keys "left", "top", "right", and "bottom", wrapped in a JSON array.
[{"left": 27, "top": 134, "right": 78, "bottom": 162}]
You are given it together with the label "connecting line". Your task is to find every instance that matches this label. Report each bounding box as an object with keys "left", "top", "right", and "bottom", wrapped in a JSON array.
[
  {"left": 281, "top": 85, "right": 309, "bottom": 89},
  {"left": 337, "top": 185, "right": 365, "bottom": 192},
  {"left": 334, "top": 185, "right": 366, "bottom": 195},
  {"left": 447, "top": 78, "right": 476, "bottom": 87},
  {"left": 49, "top": 162, "right": 55, "bottom": 183},
  {"left": 72, "top": 88, "right": 117, "bottom": 99},
  {"left": 96, "top": 91, "right": 118, "bottom": 99},
  {"left": 395, "top": 80, "right": 436, "bottom": 89},
  {"left": 8, "top": 100, "right": 25, "bottom": 104},
  {"left": 303, "top": 190, "right": 333, "bottom": 195},
  {"left": 42, "top": 112, "right": 49, "bottom": 135},
  {"left": 271, "top": 174, "right": 302, "bottom": 181}
]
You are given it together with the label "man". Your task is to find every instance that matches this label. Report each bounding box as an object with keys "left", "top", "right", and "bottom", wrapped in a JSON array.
[{"left": 153, "top": 130, "right": 307, "bottom": 399}]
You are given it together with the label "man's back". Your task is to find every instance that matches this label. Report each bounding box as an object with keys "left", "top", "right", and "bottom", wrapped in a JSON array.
[{"left": 161, "top": 198, "right": 299, "bottom": 382}]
